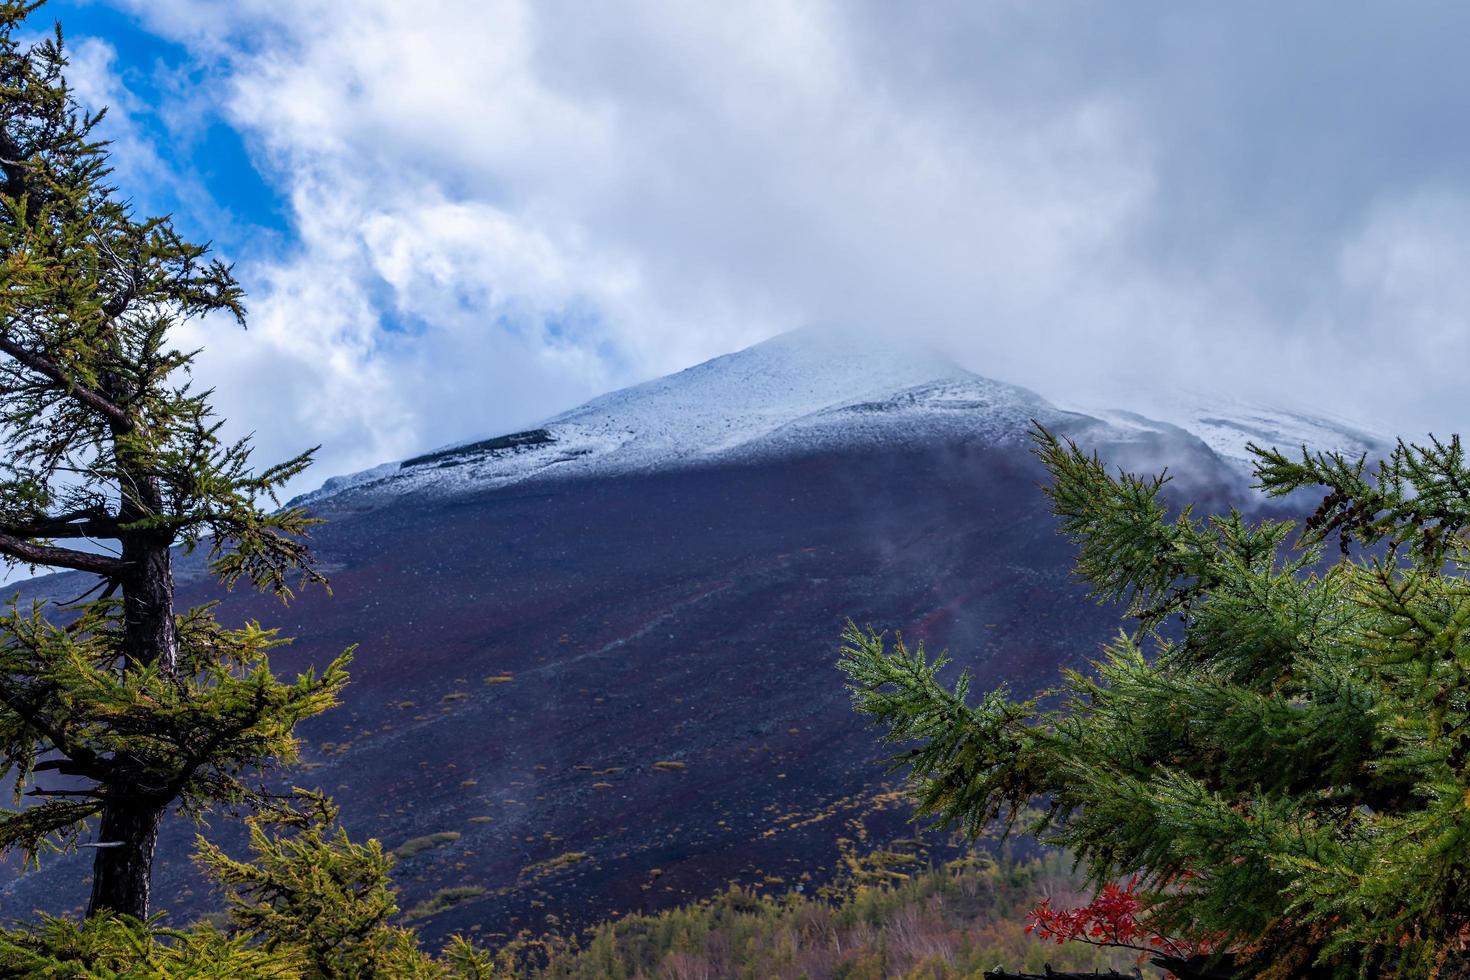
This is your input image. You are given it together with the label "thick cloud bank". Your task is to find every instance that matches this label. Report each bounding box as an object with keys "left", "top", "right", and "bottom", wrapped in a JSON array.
[{"left": 46, "top": 1, "right": 1470, "bottom": 491}]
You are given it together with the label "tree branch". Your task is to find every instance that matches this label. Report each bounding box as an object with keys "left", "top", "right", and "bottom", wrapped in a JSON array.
[
  {"left": 0, "top": 504, "right": 122, "bottom": 541},
  {"left": 0, "top": 529, "right": 130, "bottom": 575},
  {"left": 25, "top": 787, "right": 103, "bottom": 798},
  {"left": 0, "top": 126, "right": 31, "bottom": 200},
  {"left": 32, "top": 757, "right": 109, "bottom": 781},
  {"left": 0, "top": 686, "right": 76, "bottom": 760},
  {"left": 0, "top": 336, "right": 134, "bottom": 431}
]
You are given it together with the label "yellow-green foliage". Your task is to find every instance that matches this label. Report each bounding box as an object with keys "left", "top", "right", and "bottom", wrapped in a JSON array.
[
  {"left": 187, "top": 789, "right": 493, "bottom": 979},
  {"left": 0, "top": 0, "right": 348, "bottom": 893},
  {"left": 1, "top": 604, "right": 350, "bottom": 862},
  {"left": 0, "top": 913, "right": 302, "bottom": 978},
  {"left": 0, "top": 818, "right": 1132, "bottom": 980},
  {"left": 0, "top": 786, "right": 512, "bottom": 979},
  {"left": 404, "top": 887, "right": 488, "bottom": 922},
  {"left": 519, "top": 851, "right": 587, "bottom": 881},
  {"left": 527, "top": 850, "right": 1133, "bottom": 979},
  {"left": 0, "top": 913, "right": 504, "bottom": 980},
  {"left": 395, "top": 832, "right": 463, "bottom": 859}
]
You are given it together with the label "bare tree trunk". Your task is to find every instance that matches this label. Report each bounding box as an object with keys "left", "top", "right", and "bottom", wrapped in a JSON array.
[
  {"left": 118, "top": 531, "right": 177, "bottom": 674},
  {"left": 86, "top": 793, "right": 165, "bottom": 918},
  {"left": 87, "top": 460, "right": 177, "bottom": 918}
]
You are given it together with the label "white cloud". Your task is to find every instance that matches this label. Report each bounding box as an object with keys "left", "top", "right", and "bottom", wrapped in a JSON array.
[
  {"left": 1326, "top": 190, "right": 1470, "bottom": 423},
  {"left": 15, "top": 1, "right": 1470, "bottom": 587},
  {"left": 51, "top": 0, "right": 1470, "bottom": 499}
]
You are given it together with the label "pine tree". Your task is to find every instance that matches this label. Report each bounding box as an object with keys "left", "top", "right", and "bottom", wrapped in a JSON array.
[
  {"left": 193, "top": 789, "right": 493, "bottom": 979},
  {"left": 0, "top": 789, "right": 500, "bottom": 976},
  {"left": 0, "top": 1, "right": 348, "bottom": 918},
  {"left": 840, "top": 425, "right": 1470, "bottom": 978}
]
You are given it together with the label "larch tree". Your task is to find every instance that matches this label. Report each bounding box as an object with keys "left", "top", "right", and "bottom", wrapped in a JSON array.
[
  {"left": 191, "top": 789, "right": 497, "bottom": 978},
  {"left": 842, "top": 425, "right": 1470, "bottom": 978},
  {"left": 0, "top": 1, "right": 348, "bottom": 919}
]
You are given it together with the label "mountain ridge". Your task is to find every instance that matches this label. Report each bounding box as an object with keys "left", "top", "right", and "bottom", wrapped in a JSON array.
[{"left": 300, "top": 327, "right": 1386, "bottom": 508}]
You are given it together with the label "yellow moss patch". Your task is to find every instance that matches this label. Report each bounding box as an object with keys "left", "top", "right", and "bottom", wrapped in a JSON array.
[
  {"left": 521, "top": 851, "right": 589, "bottom": 880},
  {"left": 394, "top": 831, "right": 462, "bottom": 858},
  {"left": 403, "top": 885, "right": 485, "bottom": 920}
]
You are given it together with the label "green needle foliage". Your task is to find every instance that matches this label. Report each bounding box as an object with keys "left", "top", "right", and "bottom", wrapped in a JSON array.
[
  {"left": 840, "top": 424, "right": 1470, "bottom": 978},
  {"left": 193, "top": 789, "right": 496, "bottom": 979},
  {"left": 0, "top": 913, "right": 301, "bottom": 978},
  {"left": 0, "top": 790, "right": 499, "bottom": 977},
  {"left": 1, "top": 604, "right": 347, "bottom": 857},
  {"left": 0, "top": 0, "right": 348, "bottom": 918}
]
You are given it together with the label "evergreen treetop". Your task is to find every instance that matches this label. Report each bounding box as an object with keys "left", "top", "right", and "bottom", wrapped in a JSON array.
[
  {"left": 1, "top": 791, "right": 499, "bottom": 977},
  {"left": 841, "top": 425, "right": 1470, "bottom": 978}
]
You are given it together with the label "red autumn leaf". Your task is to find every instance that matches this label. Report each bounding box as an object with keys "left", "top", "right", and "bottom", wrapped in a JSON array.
[{"left": 1024, "top": 874, "right": 1218, "bottom": 963}]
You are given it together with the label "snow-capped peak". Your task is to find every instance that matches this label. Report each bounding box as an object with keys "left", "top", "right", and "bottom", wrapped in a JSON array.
[
  {"left": 299, "top": 326, "right": 1385, "bottom": 506},
  {"left": 300, "top": 327, "right": 1060, "bottom": 503}
]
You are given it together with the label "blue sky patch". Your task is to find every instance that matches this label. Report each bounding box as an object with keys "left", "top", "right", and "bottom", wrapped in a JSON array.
[{"left": 46, "top": 0, "right": 291, "bottom": 246}]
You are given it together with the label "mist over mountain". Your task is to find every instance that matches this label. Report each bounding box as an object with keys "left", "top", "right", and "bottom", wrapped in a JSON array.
[
  {"left": 1, "top": 328, "right": 1377, "bottom": 941},
  {"left": 303, "top": 327, "right": 1383, "bottom": 505}
]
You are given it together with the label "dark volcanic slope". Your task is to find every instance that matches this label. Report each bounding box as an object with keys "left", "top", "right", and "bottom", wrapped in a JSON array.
[{"left": 1, "top": 427, "right": 1240, "bottom": 943}]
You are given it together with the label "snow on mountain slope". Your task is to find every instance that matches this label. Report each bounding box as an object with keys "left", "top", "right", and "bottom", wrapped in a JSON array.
[
  {"left": 300, "top": 327, "right": 1385, "bottom": 505},
  {"left": 302, "top": 328, "right": 1077, "bottom": 503},
  {"left": 1058, "top": 388, "right": 1388, "bottom": 474}
]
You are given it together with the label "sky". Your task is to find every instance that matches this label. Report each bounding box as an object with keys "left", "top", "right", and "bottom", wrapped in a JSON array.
[{"left": 28, "top": 0, "right": 1470, "bottom": 499}]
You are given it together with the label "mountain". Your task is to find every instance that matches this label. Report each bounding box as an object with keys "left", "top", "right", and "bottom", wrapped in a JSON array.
[
  {"left": 301, "top": 327, "right": 1384, "bottom": 508},
  {"left": 1066, "top": 392, "right": 1385, "bottom": 474},
  {"left": 1, "top": 328, "right": 1378, "bottom": 942},
  {"left": 298, "top": 328, "right": 1064, "bottom": 504}
]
